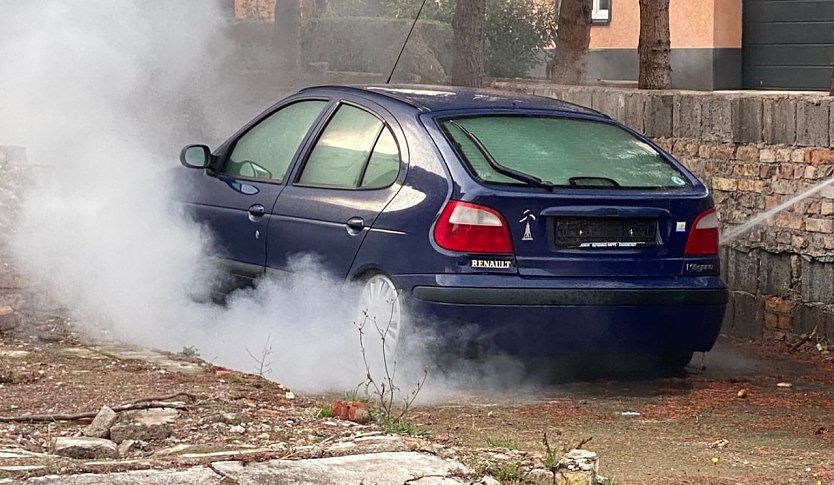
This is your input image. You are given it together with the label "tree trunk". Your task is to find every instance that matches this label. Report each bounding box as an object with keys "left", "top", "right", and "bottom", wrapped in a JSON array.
[
  {"left": 274, "top": 0, "right": 301, "bottom": 72},
  {"left": 638, "top": 0, "right": 672, "bottom": 89},
  {"left": 550, "top": 0, "right": 592, "bottom": 85},
  {"left": 452, "top": 0, "right": 487, "bottom": 87}
]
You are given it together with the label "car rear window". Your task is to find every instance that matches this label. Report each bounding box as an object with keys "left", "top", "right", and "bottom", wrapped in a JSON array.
[{"left": 440, "top": 116, "right": 689, "bottom": 189}]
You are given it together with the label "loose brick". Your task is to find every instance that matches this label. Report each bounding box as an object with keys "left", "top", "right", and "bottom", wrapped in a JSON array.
[{"left": 821, "top": 201, "right": 834, "bottom": 216}]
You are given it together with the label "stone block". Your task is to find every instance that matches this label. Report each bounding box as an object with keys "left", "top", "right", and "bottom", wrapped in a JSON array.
[
  {"left": 727, "top": 249, "right": 760, "bottom": 293},
  {"left": 623, "top": 92, "right": 646, "bottom": 132},
  {"left": 720, "top": 293, "right": 734, "bottom": 333},
  {"left": 644, "top": 93, "right": 673, "bottom": 138},
  {"left": 701, "top": 95, "right": 736, "bottom": 143},
  {"left": 0, "top": 306, "right": 17, "bottom": 332},
  {"left": 53, "top": 437, "right": 118, "bottom": 460},
  {"left": 673, "top": 94, "right": 703, "bottom": 139},
  {"left": 801, "top": 258, "right": 834, "bottom": 304},
  {"left": 797, "top": 99, "right": 831, "bottom": 147},
  {"left": 793, "top": 303, "right": 826, "bottom": 336},
  {"left": 736, "top": 97, "right": 763, "bottom": 144},
  {"left": 594, "top": 90, "right": 624, "bottom": 122},
  {"left": 758, "top": 252, "right": 793, "bottom": 297},
  {"left": 730, "top": 292, "right": 764, "bottom": 339},
  {"left": 763, "top": 97, "right": 797, "bottom": 145},
  {"left": 82, "top": 406, "right": 118, "bottom": 439}
]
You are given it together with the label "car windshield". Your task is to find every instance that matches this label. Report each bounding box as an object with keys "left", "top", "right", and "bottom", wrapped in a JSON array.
[{"left": 440, "top": 116, "right": 690, "bottom": 189}]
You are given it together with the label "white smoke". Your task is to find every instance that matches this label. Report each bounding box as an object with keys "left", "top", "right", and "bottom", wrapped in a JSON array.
[{"left": 0, "top": 0, "right": 384, "bottom": 393}]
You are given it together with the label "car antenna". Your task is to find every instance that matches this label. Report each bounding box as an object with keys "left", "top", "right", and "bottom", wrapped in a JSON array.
[{"left": 386, "top": 0, "right": 429, "bottom": 84}]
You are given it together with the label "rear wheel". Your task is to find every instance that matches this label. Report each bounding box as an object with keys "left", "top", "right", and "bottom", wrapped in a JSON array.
[
  {"left": 357, "top": 273, "right": 404, "bottom": 365},
  {"left": 658, "top": 351, "right": 694, "bottom": 369}
]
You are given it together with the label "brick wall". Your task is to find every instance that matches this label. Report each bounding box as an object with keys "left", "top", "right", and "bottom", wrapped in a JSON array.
[{"left": 495, "top": 81, "right": 834, "bottom": 340}]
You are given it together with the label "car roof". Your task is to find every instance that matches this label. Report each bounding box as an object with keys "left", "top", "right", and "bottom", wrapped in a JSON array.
[{"left": 297, "top": 84, "right": 605, "bottom": 117}]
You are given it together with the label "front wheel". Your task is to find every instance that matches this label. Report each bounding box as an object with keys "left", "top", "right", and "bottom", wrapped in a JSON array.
[{"left": 357, "top": 273, "right": 405, "bottom": 367}]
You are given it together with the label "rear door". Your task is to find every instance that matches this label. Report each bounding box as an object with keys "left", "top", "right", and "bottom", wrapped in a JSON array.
[
  {"left": 185, "top": 99, "right": 329, "bottom": 279},
  {"left": 435, "top": 113, "right": 714, "bottom": 278},
  {"left": 267, "top": 100, "right": 405, "bottom": 278}
]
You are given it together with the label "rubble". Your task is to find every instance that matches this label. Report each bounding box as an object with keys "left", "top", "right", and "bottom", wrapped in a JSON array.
[
  {"left": 558, "top": 449, "right": 599, "bottom": 473},
  {"left": 52, "top": 437, "right": 118, "bottom": 460},
  {"left": 0, "top": 306, "right": 17, "bottom": 332},
  {"left": 523, "top": 468, "right": 553, "bottom": 484},
  {"left": 82, "top": 406, "right": 117, "bottom": 439}
]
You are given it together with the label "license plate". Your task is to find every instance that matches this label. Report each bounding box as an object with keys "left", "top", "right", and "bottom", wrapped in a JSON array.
[{"left": 555, "top": 217, "right": 658, "bottom": 249}]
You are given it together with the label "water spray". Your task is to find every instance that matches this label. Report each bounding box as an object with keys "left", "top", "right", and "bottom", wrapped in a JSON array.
[{"left": 720, "top": 176, "right": 834, "bottom": 245}]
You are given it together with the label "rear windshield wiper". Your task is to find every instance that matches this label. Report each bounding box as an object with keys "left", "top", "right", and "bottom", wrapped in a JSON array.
[
  {"left": 568, "top": 176, "right": 621, "bottom": 188},
  {"left": 448, "top": 120, "right": 554, "bottom": 191}
]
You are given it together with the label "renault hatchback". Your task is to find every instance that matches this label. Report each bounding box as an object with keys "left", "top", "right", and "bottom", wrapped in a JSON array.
[{"left": 177, "top": 85, "right": 727, "bottom": 367}]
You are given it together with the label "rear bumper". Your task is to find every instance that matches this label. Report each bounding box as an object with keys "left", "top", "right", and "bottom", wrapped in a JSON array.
[
  {"left": 396, "top": 274, "right": 727, "bottom": 356},
  {"left": 412, "top": 286, "right": 727, "bottom": 306}
]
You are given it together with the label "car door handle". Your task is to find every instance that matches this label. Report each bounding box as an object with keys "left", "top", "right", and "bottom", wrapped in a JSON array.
[
  {"left": 248, "top": 204, "right": 265, "bottom": 222},
  {"left": 346, "top": 217, "right": 365, "bottom": 235}
]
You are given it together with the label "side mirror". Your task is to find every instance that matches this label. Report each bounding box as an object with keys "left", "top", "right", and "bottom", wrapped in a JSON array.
[{"left": 180, "top": 144, "right": 212, "bottom": 169}]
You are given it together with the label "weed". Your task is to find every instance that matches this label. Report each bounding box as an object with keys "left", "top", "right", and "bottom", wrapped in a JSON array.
[
  {"left": 482, "top": 462, "right": 524, "bottom": 483},
  {"left": 483, "top": 436, "right": 522, "bottom": 450},
  {"left": 343, "top": 386, "right": 371, "bottom": 404},
  {"left": 245, "top": 334, "right": 273, "bottom": 377},
  {"left": 315, "top": 404, "right": 334, "bottom": 419},
  {"left": 542, "top": 432, "right": 559, "bottom": 471},
  {"left": 381, "top": 416, "right": 430, "bottom": 437},
  {"left": 229, "top": 375, "right": 243, "bottom": 384},
  {"left": 178, "top": 345, "right": 199, "bottom": 358},
  {"left": 354, "top": 292, "right": 427, "bottom": 425}
]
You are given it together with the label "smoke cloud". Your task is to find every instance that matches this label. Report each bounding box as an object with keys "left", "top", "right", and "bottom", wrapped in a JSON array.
[{"left": 0, "top": 0, "right": 389, "bottom": 393}]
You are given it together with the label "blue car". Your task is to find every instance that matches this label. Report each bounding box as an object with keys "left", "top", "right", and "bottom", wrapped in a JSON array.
[{"left": 178, "top": 85, "right": 727, "bottom": 367}]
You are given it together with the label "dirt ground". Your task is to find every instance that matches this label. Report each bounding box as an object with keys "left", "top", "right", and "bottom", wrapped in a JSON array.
[
  {"left": 410, "top": 339, "right": 834, "bottom": 484},
  {"left": 2, "top": 314, "right": 833, "bottom": 484}
]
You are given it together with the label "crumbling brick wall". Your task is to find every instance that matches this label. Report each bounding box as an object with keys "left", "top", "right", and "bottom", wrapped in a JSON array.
[{"left": 495, "top": 81, "right": 834, "bottom": 340}]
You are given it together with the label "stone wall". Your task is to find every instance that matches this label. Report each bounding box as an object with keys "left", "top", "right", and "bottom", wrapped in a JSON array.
[
  {"left": 495, "top": 81, "right": 834, "bottom": 340},
  {"left": 0, "top": 146, "right": 30, "bottom": 311}
]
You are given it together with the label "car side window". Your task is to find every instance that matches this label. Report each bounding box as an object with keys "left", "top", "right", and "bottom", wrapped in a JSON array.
[
  {"left": 224, "top": 100, "right": 327, "bottom": 182},
  {"left": 298, "top": 104, "right": 400, "bottom": 189},
  {"left": 361, "top": 128, "right": 399, "bottom": 189}
]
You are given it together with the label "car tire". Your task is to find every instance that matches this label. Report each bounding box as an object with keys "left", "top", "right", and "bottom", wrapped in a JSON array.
[
  {"left": 356, "top": 273, "right": 406, "bottom": 371},
  {"left": 658, "top": 351, "right": 694, "bottom": 369}
]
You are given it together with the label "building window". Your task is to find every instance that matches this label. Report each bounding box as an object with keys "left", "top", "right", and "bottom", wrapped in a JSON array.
[{"left": 592, "top": 0, "right": 611, "bottom": 25}]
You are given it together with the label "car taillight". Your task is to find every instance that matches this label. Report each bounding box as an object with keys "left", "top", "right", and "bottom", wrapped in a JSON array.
[
  {"left": 685, "top": 208, "right": 720, "bottom": 256},
  {"left": 433, "top": 201, "right": 513, "bottom": 254}
]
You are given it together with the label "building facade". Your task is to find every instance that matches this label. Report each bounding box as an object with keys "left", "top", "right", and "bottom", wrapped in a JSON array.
[{"left": 589, "top": 0, "right": 834, "bottom": 91}]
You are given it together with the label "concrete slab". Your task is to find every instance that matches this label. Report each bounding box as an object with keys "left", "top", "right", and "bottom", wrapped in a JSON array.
[
  {"left": 212, "top": 451, "right": 471, "bottom": 485},
  {"left": 17, "top": 467, "right": 220, "bottom": 484}
]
